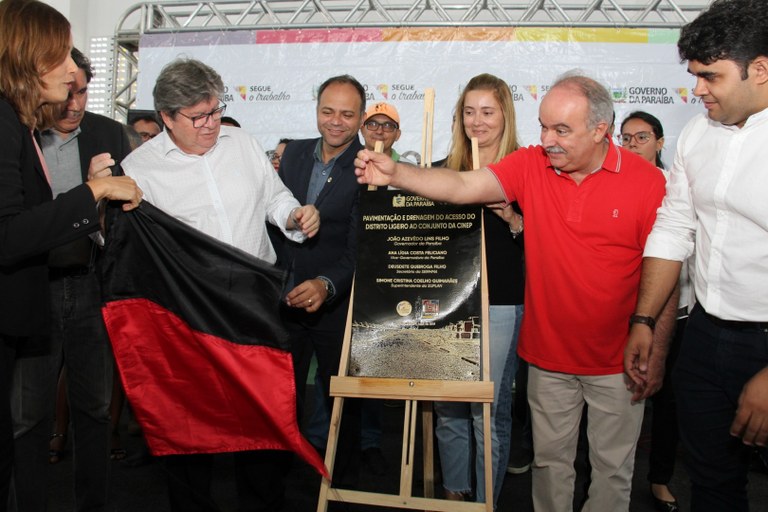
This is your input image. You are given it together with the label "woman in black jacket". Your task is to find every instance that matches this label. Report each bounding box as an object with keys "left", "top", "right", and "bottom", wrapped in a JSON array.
[{"left": 0, "top": 0, "right": 141, "bottom": 505}]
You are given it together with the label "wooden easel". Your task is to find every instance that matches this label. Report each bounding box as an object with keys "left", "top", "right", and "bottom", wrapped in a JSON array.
[{"left": 316, "top": 229, "right": 493, "bottom": 512}]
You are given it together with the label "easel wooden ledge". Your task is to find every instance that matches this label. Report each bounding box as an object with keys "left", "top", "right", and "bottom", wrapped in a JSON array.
[{"left": 318, "top": 232, "right": 493, "bottom": 512}]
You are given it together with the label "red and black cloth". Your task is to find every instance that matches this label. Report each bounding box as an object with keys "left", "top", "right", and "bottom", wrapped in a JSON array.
[{"left": 100, "top": 201, "right": 325, "bottom": 476}]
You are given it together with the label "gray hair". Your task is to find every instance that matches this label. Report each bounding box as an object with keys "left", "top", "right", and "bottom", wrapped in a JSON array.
[
  {"left": 551, "top": 72, "right": 614, "bottom": 129},
  {"left": 153, "top": 58, "right": 223, "bottom": 116}
]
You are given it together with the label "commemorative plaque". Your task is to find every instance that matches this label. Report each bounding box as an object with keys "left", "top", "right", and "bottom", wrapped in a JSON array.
[{"left": 350, "top": 190, "right": 482, "bottom": 381}]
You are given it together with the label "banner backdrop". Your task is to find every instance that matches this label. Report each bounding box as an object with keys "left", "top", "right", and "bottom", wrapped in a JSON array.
[{"left": 136, "top": 27, "right": 701, "bottom": 164}]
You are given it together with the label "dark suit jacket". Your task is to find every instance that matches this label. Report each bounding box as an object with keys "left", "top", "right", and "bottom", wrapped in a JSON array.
[
  {"left": 78, "top": 110, "right": 132, "bottom": 179},
  {"left": 0, "top": 98, "right": 100, "bottom": 342},
  {"left": 270, "top": 137, "right": 364, "bottom": 331},
  {"left": 46, "top": 111, "right": 132, "bottom": 268}
]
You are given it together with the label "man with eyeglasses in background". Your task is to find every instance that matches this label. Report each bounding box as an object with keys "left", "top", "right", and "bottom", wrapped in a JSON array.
[
  {"left": 361, "top": 102, "right": 402, "bottom": 160},
  {"left": 357, "top": 101, "right": 404, "bottom": 475},
  {"left": 129, "top": 113, "right": 162, "bottom": 143},
  {"left": 121, "top": 58, "right": 319, "bottom": 512},
  {"left": 267, "top": 138, "right": 293, "bottom": 172}
]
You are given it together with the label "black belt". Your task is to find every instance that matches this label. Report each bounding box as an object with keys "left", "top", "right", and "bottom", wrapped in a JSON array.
[
  {"left": 699, "top": 306, "right": 768, "bottom": 331},
  {"left": 49, "top": 266, "right": 92, "bottom": 279}
]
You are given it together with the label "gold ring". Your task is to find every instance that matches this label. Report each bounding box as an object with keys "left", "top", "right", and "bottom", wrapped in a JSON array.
[{"left": 308, "top": 298, "right": 313, "bottom": 305}]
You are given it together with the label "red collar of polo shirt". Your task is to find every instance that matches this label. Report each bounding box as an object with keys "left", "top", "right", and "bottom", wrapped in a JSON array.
[{"left": 601, "top": 136, "right": 622, "bottom": 174}]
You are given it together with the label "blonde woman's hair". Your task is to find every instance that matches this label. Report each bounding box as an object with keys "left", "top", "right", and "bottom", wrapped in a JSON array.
[
  {"left": 445, "top": 73, "right": 519, "bottom": 172},
  {"left": 0, "top": 0, "right": 72, "bottom": 129}
]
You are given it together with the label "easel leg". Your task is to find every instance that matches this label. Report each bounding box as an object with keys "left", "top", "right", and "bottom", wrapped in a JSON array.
[
  {"left": 422, "top": 401, "right": 434, "bottom": 501},
  {"left": 317, "top": 395, "right": 344, "bottom": 512},
  {"left": 400, "top": 400, "right": 418, "bottom": 497},
  {"left": 482, "top": 402, "right": 493, "bottom": 512}
]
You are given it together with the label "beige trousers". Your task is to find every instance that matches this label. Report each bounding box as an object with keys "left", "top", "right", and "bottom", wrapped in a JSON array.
[{"left": 528, "top": 366, "right": 645, "bottom": 512}]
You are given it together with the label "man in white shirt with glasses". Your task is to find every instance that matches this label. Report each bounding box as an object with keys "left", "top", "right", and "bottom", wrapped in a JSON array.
[{"left": 121, "top": 57, "right": 319, "bottom": 512}]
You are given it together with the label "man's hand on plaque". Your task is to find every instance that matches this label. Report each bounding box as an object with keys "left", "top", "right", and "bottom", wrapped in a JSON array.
[{"left": 355, "top": 149, "right": 395, "bottom": 187}]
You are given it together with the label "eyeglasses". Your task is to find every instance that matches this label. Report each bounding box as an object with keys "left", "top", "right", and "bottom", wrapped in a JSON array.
[
  {"left": 618, "top": 131, "right": 654, "bottom": 146},
  {"left": 364, "top": 120, "right": 398, "bottom": 133},
  {"left": 266, "top": 150, "right": 282, "bottom": 163},
  {"left": 137, "top": 132, "right": 157, "bottom": 142},
  {"left": 177, "top": 104, "right": 227, "bottom": 128}
]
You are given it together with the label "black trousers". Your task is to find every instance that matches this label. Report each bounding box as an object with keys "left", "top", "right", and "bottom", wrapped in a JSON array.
[
  {"left": 164, "top": 450, "right": 292, "bottom": 512},
  {"left": 675, "top": 305, "right": 768, "bottom": 511},
  {"left": 0, "top": 336, "right": 15, "bottom": 512},
  {"left": 286, "top": 320, "right": 361, "bottom": 488},
  {"left": 647, "top": 316, "right": 685, "bottom": 485}
]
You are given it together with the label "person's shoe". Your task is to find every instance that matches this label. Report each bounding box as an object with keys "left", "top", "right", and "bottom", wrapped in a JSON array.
[
  {"left": 121, "top": 451, "right": 153, "bottom": 467},
  {"left": 361, "top": 446, "right": 388, "bottom": 476},
  {"left": 110, "top": 430, "right": 126, "bottom": 460},
  {"left": 48, "top": 433, "right": 66, "bottom": 464},
  {"left": 121, "top": 444, "right": 153, "bottom": 467},
  {"left": 650, "top": 484, "right": 679, "bottom": 512},
  {"left": 110, "top": 448, "right": 127, "bottom": 460},
  {"left": 444, "top": 490, "right": 467, "bottom": 501},
  {"left": 750, "top": 447, "right": 768, "bottom": 474},
  {"left": 506, "top": 448, "right": 533, "bottom": 474}
]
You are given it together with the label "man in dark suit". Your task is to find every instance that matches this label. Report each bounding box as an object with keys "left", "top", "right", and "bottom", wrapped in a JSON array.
[
  {"left": 11, "top": 48, "right": 132, "bottom": 512},
  {"left": 270, "top": 75, "right": 365, "bottom": 489}
]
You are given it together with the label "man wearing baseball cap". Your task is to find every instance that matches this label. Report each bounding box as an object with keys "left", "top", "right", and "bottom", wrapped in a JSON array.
[{"left": 361, "top": 102, "right": 402, "bottom": 160}]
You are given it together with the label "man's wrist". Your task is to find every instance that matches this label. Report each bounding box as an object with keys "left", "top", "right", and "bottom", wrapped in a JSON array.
[
  {"left": 629, "top": 314, "right": 656, "bottom": 330},
  {"left": 289, "top": 207, "right": 300, "bottom": 229},
  {"left": 509, "top": 216, "right": 524, "bottom": 238},
  {"left": 317, "top": 276, "right": 335, "bottom": 299}
]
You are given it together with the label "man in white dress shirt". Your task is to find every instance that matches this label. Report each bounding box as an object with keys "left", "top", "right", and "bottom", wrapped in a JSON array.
[
  {"left": 624, "top": 0, "right": 768, "bottom": 510},
  {"left": 121, "top": 58, "right": 319, "bottom": 512}
]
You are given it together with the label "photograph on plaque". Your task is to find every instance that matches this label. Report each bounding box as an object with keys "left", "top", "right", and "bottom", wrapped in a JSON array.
[{"left": 350, "top": 190, "right": 482, "bottom": 381}]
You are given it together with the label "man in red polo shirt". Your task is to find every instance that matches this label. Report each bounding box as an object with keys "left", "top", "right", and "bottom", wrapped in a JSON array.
[{"left": 354, "top": 73, "right": 674, "bottom": 511}]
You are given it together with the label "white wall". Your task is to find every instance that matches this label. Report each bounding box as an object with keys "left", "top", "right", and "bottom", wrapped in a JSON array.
[{"left": 44, "top": 0, "right": 137, "bottom": 52}]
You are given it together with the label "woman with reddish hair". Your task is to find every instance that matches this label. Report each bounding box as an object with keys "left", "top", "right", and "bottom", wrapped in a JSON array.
[{"left": 0, "top": 0, "right": 141, "bottom": 506}]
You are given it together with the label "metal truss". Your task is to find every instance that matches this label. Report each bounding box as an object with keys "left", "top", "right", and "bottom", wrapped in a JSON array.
[{"left": 111, "top": 0, "right": 712, "bottom": 117}]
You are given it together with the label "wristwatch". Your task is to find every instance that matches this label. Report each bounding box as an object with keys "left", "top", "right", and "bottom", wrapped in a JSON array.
[
  {"left": 629, "top": 314, "right": 656, "bottom": 330},
  {"left": 317, "top": 276, "right": 335, "bottom": 300},
  {"left": 509, "top": 216, "right": 524, "bottom": 239}
]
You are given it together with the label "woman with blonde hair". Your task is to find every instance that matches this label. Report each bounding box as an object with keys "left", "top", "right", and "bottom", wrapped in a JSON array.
[
  {"left": 0, "top": 0, "right": 141, "bottom": 505},
  {"left": 434, "top": 73, "right": 525, "bottom": 507}
]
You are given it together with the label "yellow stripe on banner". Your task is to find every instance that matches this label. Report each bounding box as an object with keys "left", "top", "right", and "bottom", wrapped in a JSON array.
[
  {"left": 515, "top": 27, "right": 649, "bottom": 43},
  {"left": 380, "top": 27, "right": 652, "bottom": 44},
  {"left": 381, "top": 27, "right": 517, "bottom": 42}
]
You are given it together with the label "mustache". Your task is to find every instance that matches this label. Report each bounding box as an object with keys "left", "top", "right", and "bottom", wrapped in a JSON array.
[{"left": 545, "top": 145, "right": 566, "bottom": 155}]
